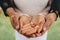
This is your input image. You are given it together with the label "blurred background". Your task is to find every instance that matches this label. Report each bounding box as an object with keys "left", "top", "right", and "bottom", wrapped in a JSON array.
[{"left": 0, "top": 7, "right": 60, "bottom": 40}]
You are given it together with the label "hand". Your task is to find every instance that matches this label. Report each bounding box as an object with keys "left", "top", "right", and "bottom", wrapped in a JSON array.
[
  {"left": 40, "top": 13, "right": 57, "bottom": 35},
  {"left": 19, "top": 16, "right": 38, "bottom": 36},
  {"left": 10, "top": 15, "right": 20, "bottom": 30},
  {"left": 31, "top": 15, "right": 45, "bottom": 33},
  {"left": 30, "top": 15, "right": 45, "bottom": 37},
  {"left": 20, "top": 15, "right": 31, "bottom": 27},
  {"left": 19, "top": 15, "right": 45, "bottom": 37},
  {"left": 6, "top": 8, "right": 20, "bottom": 30}
]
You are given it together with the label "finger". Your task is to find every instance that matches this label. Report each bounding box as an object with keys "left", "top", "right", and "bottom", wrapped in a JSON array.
[
  {"left": 37, "top": 18, "right": 45, "bottom": 33},
  {"left": 31, "top": 15, "right": 45, "bottom": 33},
  {"left": 40, "top": 13, "right": 57, "bottom": 35},
  {"left": 31, "top": 15, "right": 44, "bottom": 25},
  {"left": 21, "top": 24, "right": 38, "bottom": 35},
  {"left": 31, "top": 34, "right": 36, "bottom": 37},
  {"left": 20, "top": 15, "right": 31, "bottom": 27},
  {"left": 26, "top": 25, "right": 39, "bottom": 35},
  {"left": 35, "top": 33, "right": 42, "bottom": 37},
  {"left": 40, "top": 19, "right": 53, "bottom": 36},
  {"left": 20, "top": 23, "right": 39, "bottom": 36},
  {"left": 10, "top": 15, "right": 20, "bottom": 30},
  {"left": 29, "top": 32, "right": 42, "bottom": 37},
  {"left": 20, "top": 24, "right": 31, "bottom": 34},
  {"left": 43, "top": 13, "right": 56, "bottom": 31},
  {"left": 6, "top": 8, "right": 17, "bottom": 17},
  {"left": 44, "top": 20, "right": 53, "bottom": 30},
  {"left": 31, "top": 15, "right": 40, "bottom": 25}
]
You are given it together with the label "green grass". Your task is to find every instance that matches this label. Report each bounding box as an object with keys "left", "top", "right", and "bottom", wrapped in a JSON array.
[
  {"left": 0, "top": 11, "right": 15, "bottom": 40},
  {"left": 0, "top": 11, "right": 60, "bottom": 40},
  {"left": 47, "top": 18, "right": 60, "bottom": 40}
]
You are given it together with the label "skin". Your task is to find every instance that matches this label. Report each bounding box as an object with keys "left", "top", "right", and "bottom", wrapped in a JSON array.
[
  {"left": 6, "top": 8, "right": 20, "bottom": 30},
  {"left": 6, "top": 7, "right": 57, "bottom": 38}
]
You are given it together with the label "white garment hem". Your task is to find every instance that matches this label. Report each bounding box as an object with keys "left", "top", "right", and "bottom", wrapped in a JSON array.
[{"left": 16, "top": 31, "right": 48, "bottom": 40}]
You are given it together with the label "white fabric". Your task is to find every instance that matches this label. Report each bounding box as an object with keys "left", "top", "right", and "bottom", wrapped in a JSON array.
[
  {"left": 16, "top": 31, "right": 47, "bottom": 40},
  {"left": 14, "top": 0, "right": 48, "bottom": 40},
  {"left": 14, "top": 0, "right": 49, "bottom": 16}
]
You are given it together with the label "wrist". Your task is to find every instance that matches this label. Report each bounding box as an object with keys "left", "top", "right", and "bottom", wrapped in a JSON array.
[
  {"left": 46, "top": 13, "right": 57, "bottom": 22},
  {"left": 1, "top": 0, "right": 15, "bottom": 16},
  {"left": 49, "top": 10, "right": 58, "bottom": 21},
  {"left": 6, "top": 7, "right": 16, "bottom": 16}
]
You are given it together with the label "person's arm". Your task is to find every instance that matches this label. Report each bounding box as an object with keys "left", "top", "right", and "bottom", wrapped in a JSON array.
[
  {"left": 49, "top": 0, "right": 60, "bottom": 18},
  {"left": 0, "top": 0, "right": 20, "bottom": 30},
  {"left": 0, "top": 0, "right": 15, "bottom": 16},
  {"left": 40, "top": 0, "right": 60, "bottom": 35}
]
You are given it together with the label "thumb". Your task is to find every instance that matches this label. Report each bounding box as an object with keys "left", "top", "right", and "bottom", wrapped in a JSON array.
[
  {"left": 6, "top": 8, "right": 17, "bottom": 17},
  {"left": 10, "top": 15, "right": 20, "bottom": 30}
]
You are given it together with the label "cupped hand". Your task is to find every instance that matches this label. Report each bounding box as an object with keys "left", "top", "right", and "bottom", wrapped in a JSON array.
[
  {"left": 40, "top": 13, "right": 57, "bottom": 36},
  {"left": 19, "top": 15, "right": 45, "bottom": 37},
  {"left": 6, "top": 8, "right": 57, "bottom": 38},
  {"left": 6, "top": 8, "right": 20, "bottom": 30}
]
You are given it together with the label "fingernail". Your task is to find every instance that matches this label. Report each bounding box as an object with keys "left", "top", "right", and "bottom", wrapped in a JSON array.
[
  {"left": 16, "top": 25, "right": 19, "bottom": 29},
  {"left": 43, "top": 27, "right": 46, "bottom": 31}
]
